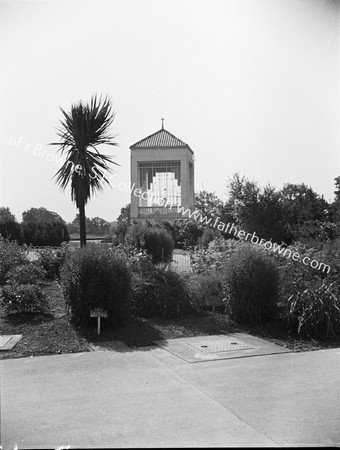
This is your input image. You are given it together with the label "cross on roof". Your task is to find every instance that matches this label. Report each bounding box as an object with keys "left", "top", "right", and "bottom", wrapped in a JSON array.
[{"left": 161, "top": 117, "right": 165, "bottom": 129}]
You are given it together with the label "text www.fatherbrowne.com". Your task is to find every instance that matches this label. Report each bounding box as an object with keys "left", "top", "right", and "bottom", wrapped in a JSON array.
[{"left": 175, "top": 205, "right": 331, "bottom": 274}]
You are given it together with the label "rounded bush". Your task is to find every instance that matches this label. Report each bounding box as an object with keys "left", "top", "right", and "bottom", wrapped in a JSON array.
[
  {"left": 126, "top": 224, "right": 174, "bottom": 264},
  {"left": 225, "top": 245, "right": 279, "bottom": 325},
  {"left": 61, "top": 245, "right": 132, "bottom": 327},
  {"left": 1, "top": 284, "right": 48, "bottom": 314},
  {"left": 143, "top": 228, "right": 174, "bottom": 264}
]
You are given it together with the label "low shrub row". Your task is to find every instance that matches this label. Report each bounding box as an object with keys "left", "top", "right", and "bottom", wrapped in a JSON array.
[
  {"left": 189, "top": 236, "right": 340, "bottom": 339},
  {"left": 0, "top": 238, "right": 69, "bottom": 285}
]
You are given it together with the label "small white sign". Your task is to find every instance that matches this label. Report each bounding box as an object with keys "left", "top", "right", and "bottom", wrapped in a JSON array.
[{"left": 90, "top": 308, "right": 108, "bottom": 318}]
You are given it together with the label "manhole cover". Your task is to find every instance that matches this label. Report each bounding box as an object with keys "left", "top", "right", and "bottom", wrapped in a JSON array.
[
  {"left": 0, "top": 336, "right": 12, "bottom": 348},
  {"left": 187, "top": 338, "right": 254, "bottom": 353}
]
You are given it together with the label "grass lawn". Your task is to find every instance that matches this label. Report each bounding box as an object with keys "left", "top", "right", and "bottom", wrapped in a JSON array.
[{"left": 1, "top": 281, "right": 339, "bottom": 359}]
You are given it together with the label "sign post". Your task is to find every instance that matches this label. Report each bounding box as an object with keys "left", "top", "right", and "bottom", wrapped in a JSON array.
[{"left": 90, "top": 308, "right": 108, "bottom": 335}]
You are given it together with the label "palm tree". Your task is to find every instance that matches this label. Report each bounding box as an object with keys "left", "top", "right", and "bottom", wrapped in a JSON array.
[{"left": 52, "top": 95, "right": 117, "bottom": 247}]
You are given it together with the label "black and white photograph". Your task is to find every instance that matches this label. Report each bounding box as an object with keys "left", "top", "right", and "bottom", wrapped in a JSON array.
[{"left": 0, "top": 0, "right": 339, "bottom": 448}]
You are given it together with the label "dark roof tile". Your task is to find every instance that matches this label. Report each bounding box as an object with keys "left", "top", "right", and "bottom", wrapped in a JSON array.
[{"left": 130, "top": 128, "right": 192, "bottom": 152}]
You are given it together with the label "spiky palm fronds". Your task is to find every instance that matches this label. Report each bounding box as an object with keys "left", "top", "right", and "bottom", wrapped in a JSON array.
[{"left": 51, "top": 95, "right": 118, "bottom": 208}]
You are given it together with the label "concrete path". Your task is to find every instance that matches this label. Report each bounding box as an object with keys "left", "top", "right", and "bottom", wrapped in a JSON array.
[{"left": 1, "top": 344, "right": 340, "bottom": 448}]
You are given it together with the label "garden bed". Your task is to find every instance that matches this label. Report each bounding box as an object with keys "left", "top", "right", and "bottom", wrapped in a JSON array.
[
  {"left": 1, "top": 281, "right": 339, "bottom": 360},
  {"left": 0, "top": 281, "right": 89, "bottom": 360},
  {"left": 83, "top": 312, "right": 340, "bottom": 352}
]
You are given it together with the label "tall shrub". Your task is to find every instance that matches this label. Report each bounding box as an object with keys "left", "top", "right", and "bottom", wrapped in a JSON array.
[
  {"left": 126, "top": 223, "right": 174, "bottom": 264},
  {"left": 143, "top": 228, "right": 174, "bottom": 264},
  {"left": 225, "top": 245, "right": 279, "bottom": 325},
  {"left": 61, "top": 245, "right": 132, "bottom": 326}
]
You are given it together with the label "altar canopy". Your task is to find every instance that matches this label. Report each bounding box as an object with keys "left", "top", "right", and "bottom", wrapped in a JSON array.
[{"left": 139, "top": 161, "right": 181, "bottom": 207}]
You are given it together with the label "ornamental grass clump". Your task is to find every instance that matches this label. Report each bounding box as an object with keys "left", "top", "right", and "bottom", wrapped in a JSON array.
[
  {"left": 225, "top": 244, "right": 279, "bottom": 325},
  {"left": 61, "top": 245, "right": 132, "bottom": 327},
  {"left": 131, "top": 266, "right": 195, "bottom": 318},
  {"left": 189, "top": 272, "right": 226, "bottom": 312},
  {"left": 286, "top": 280, "right": 340, "bottom": 340}
]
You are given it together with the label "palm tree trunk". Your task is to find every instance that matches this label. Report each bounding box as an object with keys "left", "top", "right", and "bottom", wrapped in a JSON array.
[{"left": 79, "top": 201, "right": 87, "bottom": 247}]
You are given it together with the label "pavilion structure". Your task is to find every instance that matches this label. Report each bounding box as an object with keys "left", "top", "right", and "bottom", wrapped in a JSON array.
[{"left": 130, "top": 120, "right": 194, "bottom": 221}]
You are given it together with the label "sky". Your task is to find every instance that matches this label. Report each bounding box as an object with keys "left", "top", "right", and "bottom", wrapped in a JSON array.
[{"left": 0, "top": 0, "right": 339, "bottom": 223}]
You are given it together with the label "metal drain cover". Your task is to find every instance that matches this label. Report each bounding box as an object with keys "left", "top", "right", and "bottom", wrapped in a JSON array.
[{"left": 187, "top": 338, "right": 254, "bottom": 353}]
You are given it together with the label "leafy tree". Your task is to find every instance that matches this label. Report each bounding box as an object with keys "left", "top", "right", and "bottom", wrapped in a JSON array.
[
  {"left": 114, "top": 204, "right": 131, "bottom": 244},
  {"left": 0, "top": 207, "right": 16, "bottom": 222},
  {"left": 171, "top": 218, "right": 203, "bottom": 249},
  {"left": 280, "top": 183, "right": 330, "bottom": 226},
  {"left": 194, "top": 190, "right": 223, "bottom": 219},
  {"left": 0, "top": 207, "right": 23, "bottom": 244},
  {"left": 331, "top": 176, "right": 340, "bottom": 235},
  {"left": 280, "top": 183, "right": 331, "bottom": 242},
  {"left": 91, "top": 217, "right": 111, "bottom": 235},
  {"left": 226, "top": 173, "right": 288, "bottom": 243},
  {"left": 68, "top": 214, "right": 111, "bottom": 236},
  {"left": 67, "top": 214, "right": 80, "bottom": 234},
  {"left": 52, "top": 95, "right": 117, "bottom": 247},
  {"left": 22, "top": 207, "right": 64, "bottom": 224},
  {"left": 226, "top": 173, "right": 261, "bottom": 231}
]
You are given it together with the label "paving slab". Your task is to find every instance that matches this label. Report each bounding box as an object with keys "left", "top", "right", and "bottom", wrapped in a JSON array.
[
  {"left": 1, "top": 349, "right": 278, "bottom": 449},
  {"left": 1, "top": 341, "right": 339, "bottom": 448},
  {"left": 172, "top": 348, "right": 340, "bottom": 447},
  {"left": 0, "top": 334, "right": 22, "bottom": 351},
  {"left": 156, "top": 333, "right": 291, "bottom": 363}
]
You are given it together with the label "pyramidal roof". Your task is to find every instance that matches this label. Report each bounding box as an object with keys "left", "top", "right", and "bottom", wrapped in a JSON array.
[{"left": 130, "top": 128, "right": 193, "bottom": 153}]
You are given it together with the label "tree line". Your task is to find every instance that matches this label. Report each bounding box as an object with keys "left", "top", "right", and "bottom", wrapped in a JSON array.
[
  {"left": 115, "top": 174, "right": 340, "bottom": 248},
  {"left": 0, "top": 207, "right": 114, "bottom": 246}
]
